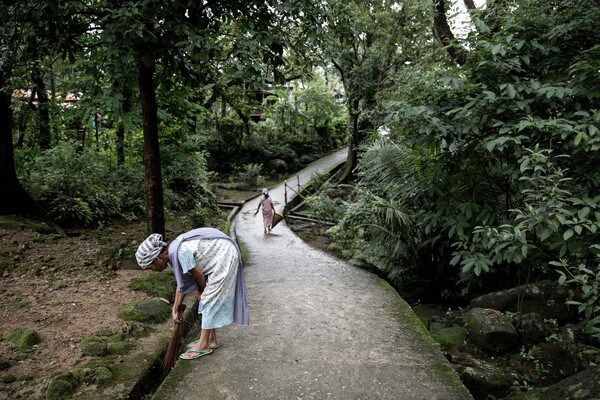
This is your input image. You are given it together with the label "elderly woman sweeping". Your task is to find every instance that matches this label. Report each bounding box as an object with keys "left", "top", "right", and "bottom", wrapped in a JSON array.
[
  {"left": 254, "top": 188, "right": 275, "bottom": 234},
  {"left": 135, "top": 228, "right": 249, "bottom": 360}
]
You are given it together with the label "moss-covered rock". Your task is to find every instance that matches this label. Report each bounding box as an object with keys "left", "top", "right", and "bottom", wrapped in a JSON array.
[
  {"left": 129, "top": 271, "right": 176, "bottom": 302},
  {"left": 117, "top": 300, "right": 171, "bottom": 324},
  {"left": 94, "top": 366, "right": 113, "bottom": 385},
  {"left": 72, "top": 367, "right": 95, "bottom": 385},
  {"left": 107, "top": 340, "right": 133, "bottom": 354},
  {"left": 78, "top": 337, "right": 108, "bottom": 357},
  {"left": 3, "top": 327, "right": 40, "bottom": 349},
  {"left": 45, "top": 372, "right": 78, "bottom": 400},
  {"left": 0, "top": 216, "right": 54, "bottom": 234},
  {"left": 431, "top": 327, "right": 468, "bottom": 352}
]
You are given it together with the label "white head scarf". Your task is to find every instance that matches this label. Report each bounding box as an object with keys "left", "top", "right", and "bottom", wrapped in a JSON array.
[{"left": 135, "top": 233, "right": 167, "bottom": 269}]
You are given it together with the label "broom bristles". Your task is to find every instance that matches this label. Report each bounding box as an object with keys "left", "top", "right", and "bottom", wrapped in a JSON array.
[{"left": 161, "top": 303, "right": 186, "bottom": 374}]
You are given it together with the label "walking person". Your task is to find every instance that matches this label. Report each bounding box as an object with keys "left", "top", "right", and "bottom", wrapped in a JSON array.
[
  {"left": 254, "top": 188, "right": 275, "bottom": 234},
  {"left": 135, "top": 227, "right": 249, "bottom": 360}
]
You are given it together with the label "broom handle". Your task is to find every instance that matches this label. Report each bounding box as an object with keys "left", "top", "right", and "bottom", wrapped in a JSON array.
[{"left": 175, "top": 303, "right": 186, "bottom": 324}]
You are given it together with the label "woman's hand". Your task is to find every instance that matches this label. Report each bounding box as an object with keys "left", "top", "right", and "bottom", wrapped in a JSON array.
[
  {"left": 194, "top": 289, "right": 202, "bottom": 301},
  {"left": 172, "top": 305, "right": 182, "bottom": 324}
]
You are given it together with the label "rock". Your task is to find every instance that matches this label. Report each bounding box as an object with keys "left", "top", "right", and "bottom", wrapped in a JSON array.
[
  {"left": 325, "top": 187, "right": 353, "bottom": 199},
  {"left": 455, "top": 356, "right": 514, "bottom": 400},
  {"left": 117, "top": 300, "right": 171, "bottom": 324},
  {"left": 267, "top": 158, "right": 287, "bottom": 173},
  {"left": 514, "top": 312, "right": 548, "bottom": 345},
  {"left": 431, "top": 326, "right": 468, "bottom": 352},
  {"left": 465, "top": 308, "right": 517, "bottom": 353},
  {"left": 94, "top": 366, "right": 113, "bottom": 385},
  {"left": 3, "top": 327, "right": 41, "bottom": 349},
  {"left": 506, "top": 366, "right": 600, "bottom": 400},
  {"left": 470, "top": 280, "right": 579, "bottom": 323},
  {"left": 45, "top": 372, "right": 78, "bottom": 400},
  {"left": 299, "top": 154, "right": 318, "bottom": 164},
  {"left": 128, "top": 272, "right": 177, "bottom": 303},
  {"left": 78, "top": 337, "right": 108, "bottom": 357},
  {"left": 530, "top": 341, "right": 583, "bottom": 384}
]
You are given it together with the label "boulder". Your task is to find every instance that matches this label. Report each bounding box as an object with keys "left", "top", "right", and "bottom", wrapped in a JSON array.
[
  {"left": 117, "top": 300, "right": 171, "bottom": 324},
  {"left": 465, "top": 308, "right": 517, "bottom": 353},
  {"left": 3, "top": 327, "right": 40, "bottom": 350},
  {"left": 507, "top": 366, "right": 600, "bottom": 400},
  {"left": 514, "top": 312, "right": 548, "bottom": 345},
  {"left": 530, "top": 341, "right": 583, "bottom": 384},
  {"left": 299, "top": 154, "right": 317, "bottom": 164},
  {"left": 454, "top": 356, "right": 514, "bottom": 400},
  {"left": 431, "top": 326, "right": 468, "bottom": 352},
  {"left": 470, "top": 280, "right": 579, "bottom": 322},
  {"left": 267, "top": 158, "right": 287, "bottom": 173}
]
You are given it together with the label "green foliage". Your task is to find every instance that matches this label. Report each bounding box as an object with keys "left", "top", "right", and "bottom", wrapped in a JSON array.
[
  {"left": 335, "top": 0, "right": 600, "bottom": 316},
  {"left": 161, "top": 143, "right": 215, "bottom": 212},
  {"left": 17, "top": 142, "right": 123, "bottom": 227},
  {"left": 304, "top": 189, "right": 348, "bottom": 223},
  {"left": 236, "top": 163, "right": 265, "bottom": 188}
]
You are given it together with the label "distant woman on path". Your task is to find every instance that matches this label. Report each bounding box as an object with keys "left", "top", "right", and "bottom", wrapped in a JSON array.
[
  {"left": 135, "top": 228, "right": 249, "bottom": 360},
  {"left": 254, "top": 188, "right": 274, "bottom": 234}
]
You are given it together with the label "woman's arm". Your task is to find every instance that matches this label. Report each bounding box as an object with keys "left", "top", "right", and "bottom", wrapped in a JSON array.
[
  {"left": 172, "top": 289, "right": 186, "bottom": 323},
  {"left": 189, "top": 266, "right": 206, "bottom": 299},
  {"left": 254, "top": 201, "right": 262, "bottom": 215}
]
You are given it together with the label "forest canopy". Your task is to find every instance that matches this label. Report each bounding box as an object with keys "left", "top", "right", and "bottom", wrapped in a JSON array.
[{"left": 1, "top": 0, "right": 599, "bottom": 357}]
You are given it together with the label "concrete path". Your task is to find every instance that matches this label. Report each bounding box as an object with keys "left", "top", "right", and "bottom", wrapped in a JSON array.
[{"left": 153, "top": 149, "right": 473, "bottom": 400}]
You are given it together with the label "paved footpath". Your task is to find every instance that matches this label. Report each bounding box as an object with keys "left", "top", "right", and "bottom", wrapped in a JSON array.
[{"left": 153, "top": 149, "right": 473, "bottom": 400}]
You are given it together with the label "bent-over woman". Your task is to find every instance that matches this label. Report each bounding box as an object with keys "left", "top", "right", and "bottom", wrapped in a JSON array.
[{"left": 135, "top": 228, "right": 249, "bottom": 360}]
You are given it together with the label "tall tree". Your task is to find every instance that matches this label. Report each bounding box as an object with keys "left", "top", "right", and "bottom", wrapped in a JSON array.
[
  {"left": 0, "top": 0, "right": 81, "bottom": 228},
  {"left": 101, "top": 0, "right": 321, "bottom": 236},
  {"left": 320, "top": 0, "right": 432, "bottom": 181}
]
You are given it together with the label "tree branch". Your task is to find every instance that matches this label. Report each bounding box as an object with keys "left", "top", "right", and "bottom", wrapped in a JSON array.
[
  {"left": 433, "top": 0, "right": 468, "bottom": 65},
  {"left": 463, "top": 0, "right": 476, "bottom": 10}
]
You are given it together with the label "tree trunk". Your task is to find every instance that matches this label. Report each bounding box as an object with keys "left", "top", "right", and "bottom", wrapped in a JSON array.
[
  {"left": 433, "top": 0, "right": 467, "bottom": 66},
  {"left": 137, "top": 59, "right": 165, "bottom": 237},
  {"left": 0, "top": 70, "right": 63, "bottom": 233},
  {"left": 336, "top": 97, "right": 361, "bottom": 183},
  {"left": 115, "top": 120, "right": 125, "bottom": 167},
  {"left": 32, "top": 68, "right": 51, "bottom": 150}
]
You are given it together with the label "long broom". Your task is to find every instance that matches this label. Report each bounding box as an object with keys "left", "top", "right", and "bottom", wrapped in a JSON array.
[{"left": 161, "top": 303, "right": 186, "bottom": 374}]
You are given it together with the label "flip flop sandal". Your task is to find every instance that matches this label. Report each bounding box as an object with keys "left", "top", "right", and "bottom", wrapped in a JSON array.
[
  {"left": 186, "top": 340, "right": 220, "bottom": 351},
  {"left": 179, "top": 348, "right": 212, "bottom": 360}
]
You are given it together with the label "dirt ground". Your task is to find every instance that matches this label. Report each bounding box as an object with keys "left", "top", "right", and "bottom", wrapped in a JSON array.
[
  {"left": 0, "top": 216, "right": 169, "bottom": 399},
  {"left": 0, "top": 178, "right": 292, "bottom": 399},
  {"left": 0, "top": 216, "right": 326, "bottom": 400}
]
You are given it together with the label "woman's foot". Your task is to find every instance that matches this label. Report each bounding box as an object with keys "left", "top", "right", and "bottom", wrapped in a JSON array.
[
  {"left": 179, "top": 348, "right": 212, "bottom": 360},
  {"left": 186, "top": 339, "right": 220, "bottom": 350}
]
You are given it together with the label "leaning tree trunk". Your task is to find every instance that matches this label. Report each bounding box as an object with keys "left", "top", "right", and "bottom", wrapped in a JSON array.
[
  {"left": 137, "top": 59, "right": 165, "bottom": 237},
  {"left": 0, "top": 70, "right": 63, "bottom": 234},
  {"left": 336, "top": 97, "right": 362, "bottom": 183}
]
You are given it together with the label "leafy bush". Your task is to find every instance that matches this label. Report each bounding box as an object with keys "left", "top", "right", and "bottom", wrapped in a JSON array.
[
  {"left": 236, "top": 163, "right": 264, "bottom": 188},
  {"left": 17, "top": 142, "right": 123, "bottom": 227},
  {"left": 336, "top": 0, "right": 600, "bottom": 319},
  {"left": 304, "top": 190, "right": 347, "bottom": 223},
  {"left": 161, "top": 145, "right": 215, "bottom": 212}
]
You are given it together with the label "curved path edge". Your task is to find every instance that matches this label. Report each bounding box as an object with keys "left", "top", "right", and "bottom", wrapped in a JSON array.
[{"left": 153, "top": 149, "right": 473, "bottom": 400}]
